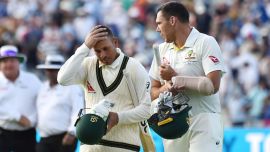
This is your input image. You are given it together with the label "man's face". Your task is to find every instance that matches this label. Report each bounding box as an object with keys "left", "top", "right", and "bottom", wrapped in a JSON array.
[
  {"left": 45, "top": 69, "right": 58, "bottom": 82},
  {"left": 156, "top": 11, "right": 175, "bottom": 43},
  {"left": 0, "top": 58, "right": 20, "bottom": 79},
  {"left": 93, "top": 37, "right": 119, "bottom": 65}
]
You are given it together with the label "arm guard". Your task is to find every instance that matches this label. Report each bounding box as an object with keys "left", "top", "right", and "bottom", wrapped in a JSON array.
[{"left": 172, "top": 76, "right": 215, "bottom": 95}]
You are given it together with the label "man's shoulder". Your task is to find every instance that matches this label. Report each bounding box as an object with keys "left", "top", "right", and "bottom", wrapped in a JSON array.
[
  {"left": 125, "top": 57, "right": 142, "bottom": 72},
  {"left": 81, "top": 56, "right": 98, "bottom": 68},
  {"left": 20, "top": 70, "right": 39, "bottom": 79},
  {"left": 0, "top": 72, "right": 6, "bottom": 83},
  {"left": 159, "top": 42, "right": 172, "bottom": 48},
  {"left": 197, "top": 32, "right": 217, "bottom": 44},
  {"left": 158, "top": 42, "right": 173, "bottom": 55},
  {"left": 126, "top": 56, "right": 143, "bottom": 67},
  {"left": 125, "top": 57, "right": 149, "bottom": 77},
  {"left": 19, "top": 70, "right": 40, "bottom": 82},
  {"left": 58, "top": 84, "right": 83, "bottom": 94},
  {"left": 85, "top": 55, "right": 97, "bottom": 62},
  {"left": 63, "top": 84, "right": 82, "bottom": 91}
]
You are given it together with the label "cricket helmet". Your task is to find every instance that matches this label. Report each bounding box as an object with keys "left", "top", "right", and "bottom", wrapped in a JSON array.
[
  {"left": 74, "top": 112, "right": 107, "bottom": 145},
  {"left": 148, "top": 104, "right": 192, "bottom": 139}
]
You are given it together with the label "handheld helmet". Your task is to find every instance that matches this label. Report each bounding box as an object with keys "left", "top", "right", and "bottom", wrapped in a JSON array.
[
  {"left": 148, "top": 91, "right": 192, "bottom": 139},
  {"left": 148, "top": 105, "right": 191, "bottom": 139},
  {"left": 74, "top": 109, "right": 107, "bottom": 145}
]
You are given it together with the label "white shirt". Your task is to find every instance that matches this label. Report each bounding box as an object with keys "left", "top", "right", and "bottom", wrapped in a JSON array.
[
  {"left": 149, "top": 28, "right": 225, "bottom": 115},
  {"left": 58, "top": 44, "right": 151, "bottom": 146},
  {"left": 36, "top": 82, "right": 84, "bottom": 137},
  {"left": 0, "top": 71, "right": 41, "bottom": 130}
]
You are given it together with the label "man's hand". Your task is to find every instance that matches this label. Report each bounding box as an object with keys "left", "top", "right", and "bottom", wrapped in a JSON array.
[
  {"left": 84, "top": 25, "right": 108, "bottom": 49},
  {"left": 160, "top": 81, "right": 173, "bottom": 92},
  {"left": 106, "top": 112, "right": 118, "bottom": 133},
  {"left": 62, "top": 133, "right": 76, "bottom": 145},
  {"left": 159, "top": 63, "right": 177, "bottom": 81},
  {"left": 18, "top": 115, "right": 31, "bottom": 127},
  {"left": 151, "top": 79, "right": 175, "bottom": 100}
]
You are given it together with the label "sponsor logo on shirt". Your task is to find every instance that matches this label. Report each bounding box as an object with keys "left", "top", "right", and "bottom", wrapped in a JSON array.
[
  {"left": 87, "top": 81, "right": 96, "bottom": 93},
  {"left": 184, "top": 50, "right": 196, "bottom": 62},
  {"left": 209, "top": 55, "right": 219, "bottom": 64}
]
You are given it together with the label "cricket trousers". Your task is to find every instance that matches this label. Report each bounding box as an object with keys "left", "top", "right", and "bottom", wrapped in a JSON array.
[
  {"left": 0, "top": 127, "right": 36, "bottom": 152},
  {"left": 163, "top": 112, "right": 223, "bottom": 152}
]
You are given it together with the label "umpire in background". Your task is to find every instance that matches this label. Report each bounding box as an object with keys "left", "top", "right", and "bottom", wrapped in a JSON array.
[
  {"left": 35, "top": 54, "right": 84, "bottom": 152},
  {"left": 0, "top": 45, "right": 42, "bottom": 152}
]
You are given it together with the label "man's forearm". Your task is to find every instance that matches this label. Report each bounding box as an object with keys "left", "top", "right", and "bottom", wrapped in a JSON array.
[
  {"left": 57, "top": 44, "right": 89, "bottom": 85},
  {"left": 117, "top": 103, "right": 150, "bottom": 125},
  {"left": 151, "top": 87, "right": 161, "bottom": 101},
  {"left": 172, "top": 76, "right": 215, "bottom": 95},
  {"left": 151, "top": 84, "right": 171, "bottom": 100}
]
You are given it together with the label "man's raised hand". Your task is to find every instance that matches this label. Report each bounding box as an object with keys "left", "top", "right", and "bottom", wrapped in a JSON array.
[{"left": 84, "top": 25, "right": 108, "bottom": 49}]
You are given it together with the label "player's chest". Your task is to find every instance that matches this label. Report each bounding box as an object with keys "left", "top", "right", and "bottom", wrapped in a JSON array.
[
  {"left": 85, "top": 67, "right": 129, "bottom": 97},
  {"left": 162, "top": 49, "right": 201, "bottom": 68}
]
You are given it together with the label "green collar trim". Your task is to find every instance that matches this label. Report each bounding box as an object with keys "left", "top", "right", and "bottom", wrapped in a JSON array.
[{"left": 96, "top": 56, "right": 129, "bottom": 96}]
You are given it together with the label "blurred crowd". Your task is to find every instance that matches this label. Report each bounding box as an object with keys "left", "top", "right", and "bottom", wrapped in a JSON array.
[{"left": 0, "top": 0, "right": 270, "bottom": 128}]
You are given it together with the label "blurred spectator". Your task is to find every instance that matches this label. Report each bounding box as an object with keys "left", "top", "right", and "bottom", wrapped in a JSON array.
[
  {"left": 7, "top": 0, "right": 39, "bottom": 19},
  {"left": 247, "top": 75, "right": 269, "bottom": 127},
  {"left": 231, "top": 47, "right": 259, "bottom": 94},
  {"left": 0, "top": 45, "right": 41, "bottom": 152},
  {"left": 35, "top": 54, "right": 84, "bottom": 152},
  {"left": 73, "top": 5, "right": 97, "bottom": 43},
  {"left": 16, "top": 15, "right": 44, "bottom": 69},
  {"left": 219, "top": 30, "right": 238, "bottom": 66},
  {"left": 262, "top": 94, "right": 270, "bottom": 127},
  {"left": 225, "top": 69, "right": 249, "bottom": 127},
  {"left": 259, "top": 56, "right": 270, "bottom": 87},
  {"left": 194, "top": 0, "right": 212, "bottom": 34},
  {"left": 60, "top": 16, "right": 79, "bottom": 58},
  {"left": 37, "top": 17, "right": 62, "bottom": 64},
  {"left": 0, "top": 0, "right": 8, "bottom": 17}
]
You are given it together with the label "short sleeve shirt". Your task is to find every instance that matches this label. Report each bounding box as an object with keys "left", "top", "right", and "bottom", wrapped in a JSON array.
[{"left": 149, "top": 28, "right": 225, "bottom": 115}]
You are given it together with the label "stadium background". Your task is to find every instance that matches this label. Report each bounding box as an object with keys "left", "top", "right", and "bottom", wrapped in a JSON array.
[{"left": 1, "top": 0, "right": 270, "bottom": 151}]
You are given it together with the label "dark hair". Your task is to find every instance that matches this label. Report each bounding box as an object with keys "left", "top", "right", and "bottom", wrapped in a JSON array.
[
  {"left": 98, "top": 25, "right": 114, "bottom": 38},
  {"left": 157, "top": 1, "right": 189, "bottom": 23}
]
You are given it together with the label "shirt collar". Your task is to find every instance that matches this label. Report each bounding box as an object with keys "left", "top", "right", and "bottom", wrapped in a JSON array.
[
  {"left": 0, "top": 71, "right": 23, "bottom": 84},
  {"left": 183, "top": 27, "right": 200, "bottom": 48},
  {"left": 98, "top": 48, "right": 124, "bottom": 69},
  {"left": 16, "top": 71, "right": 24, "bottom": 84},
  {"left": 170, "top": 27, "right": 200, "bottom": 51},
  {"left": 44, "top": 81, "right": 61, "bottom": 90},
  {"left": 0, "top": 72, "right": 8, "bottom": 84}
]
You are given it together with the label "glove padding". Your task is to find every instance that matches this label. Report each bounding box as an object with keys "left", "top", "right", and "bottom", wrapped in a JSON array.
[
  {"left": 149, "top": 91, "right": 190, "bottom": 125},
  {"left": 147, "top": 103, "right": 192, "bottom": 139},
  {"left": 89, "top": 99, "right": 114, "bottom": 121},
  {"left": 151, "top": 91, "right": 190, "bottom": 115}
]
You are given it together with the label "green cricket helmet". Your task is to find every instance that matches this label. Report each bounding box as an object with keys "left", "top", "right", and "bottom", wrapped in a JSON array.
[
  {"left": 74, "top": 109, "right": 107, "bottom": 145},
  {"left": 148, "top": 105, "right": 192, "bottom": 139}
]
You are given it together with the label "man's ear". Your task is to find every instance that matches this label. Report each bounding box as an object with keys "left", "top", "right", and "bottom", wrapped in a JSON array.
[
  {"left": 170, "top": 16, "right": 176, "bottom": 26},
  {"left": 112, "top": 37, "right": 119, "bottom": 48}
]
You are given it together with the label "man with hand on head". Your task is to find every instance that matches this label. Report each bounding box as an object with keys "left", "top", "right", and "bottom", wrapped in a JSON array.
[
  {"left": 57, "top": 25, "right": 152, "bottom": 152},
  {"left": 149, "top": 2, "right": 225, "bottom": 152},
  {"left": 0, "top": 45, "right": 41, "bottom": 152},
  {"left": 36, "top": 54, "right": 84, "bottom": 152}
]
